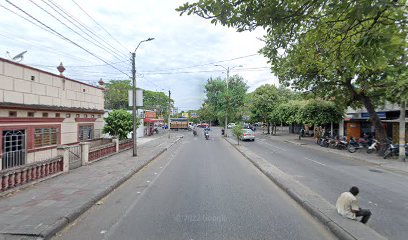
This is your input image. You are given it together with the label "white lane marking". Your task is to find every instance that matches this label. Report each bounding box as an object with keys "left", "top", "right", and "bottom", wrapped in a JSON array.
[
  {"left": 146, "top": 180, "right": 150, "bottom": 183},
  {"left": 304, "top": 157, "right": 326, "bottom": 166},
  {"left": 154, "top": 172, "right": 158, "bottom": 175},
  {"left": 136, "top": 191, "right": 141, "bottom": 194}
]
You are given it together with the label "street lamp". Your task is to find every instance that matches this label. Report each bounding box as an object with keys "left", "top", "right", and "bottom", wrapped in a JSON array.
[
  {"left": 132, "top": 37, "right": 155, "bottom": 157},
  {"left": 214, "top": 64, "right": 243, "bottom": 137}
]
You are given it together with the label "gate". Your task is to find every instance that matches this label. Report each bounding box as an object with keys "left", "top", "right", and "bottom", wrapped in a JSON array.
[
  {"left": 68, "top": 145, "right": 82, "bottom": 170},
  {"left": 2, "top": 130, "right": 26, "bottom": 169}
]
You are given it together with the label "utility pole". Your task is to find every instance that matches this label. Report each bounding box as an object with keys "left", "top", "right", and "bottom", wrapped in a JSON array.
[
  {"left": 214, "top": 64, "right": 242, "bottom": 137},
  {"left": 132, "top": 52, "right": 137, "bottom": 156},
  {"left": 168, "top": 90, "right": 171, "bottom": 139},
  {"left": 131, "top": 37, "right": 154, "bottom": 157}
]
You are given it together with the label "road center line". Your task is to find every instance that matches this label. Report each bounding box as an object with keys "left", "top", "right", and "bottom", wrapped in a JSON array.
[{"left": 304, "top": 157, "right": 326, "bottom": 166}]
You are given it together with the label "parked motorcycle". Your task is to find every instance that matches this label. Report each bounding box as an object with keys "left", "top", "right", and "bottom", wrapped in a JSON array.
[
  {"left": 348, "top": 137, "right": 364, "bottom": 153},
  {"left": 383, "top": 142, "right": 408, "bottom": 159},
  {"left": 367, "top": 139, "right": 379, "bottom": 154},
  {"left": 336, "top": 137, "right": 348, "bottom": 150}
]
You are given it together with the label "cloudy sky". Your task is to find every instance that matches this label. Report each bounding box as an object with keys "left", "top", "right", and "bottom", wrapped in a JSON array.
[{"left": 0, "top": 0, "right": 278, "bottom": 111}]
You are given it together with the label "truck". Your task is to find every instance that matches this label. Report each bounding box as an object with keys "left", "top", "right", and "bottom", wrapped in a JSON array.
[{"left": 170, "top": 118, "right": 189, "bottom": 130}]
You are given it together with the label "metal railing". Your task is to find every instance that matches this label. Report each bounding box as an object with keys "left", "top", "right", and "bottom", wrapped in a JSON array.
[
  {"left": 68, "top": 145, "right": 82, "bottom": 170},
  {"left": 1, "top": 150, "right": 26, "bottom": 169}
]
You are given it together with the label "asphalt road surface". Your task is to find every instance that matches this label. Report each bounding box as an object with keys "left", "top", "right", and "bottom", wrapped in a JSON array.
[
  {"left": 53, "top": 130, "right": 335, "bottom": 240},
  {"left": 236, "top": 131, "right": 408, "bottom": 240}
]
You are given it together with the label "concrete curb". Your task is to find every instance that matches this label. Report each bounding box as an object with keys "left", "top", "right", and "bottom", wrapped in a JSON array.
[
  {"left": 39, "top": 136, "right": 183, "bottom": 239},
  {"left": 224, "top": 137, "right": 387, "bottom": 240}
]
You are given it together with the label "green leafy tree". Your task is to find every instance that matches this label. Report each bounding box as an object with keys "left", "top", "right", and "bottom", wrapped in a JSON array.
[
  {"left": 103, "top": 110, "right": 137, "bottom": 140},
  {"left": 104, "top": 80, "right": 132, "bottom": 110},
  {"left": 204, "top": 75, "right": 248, "bottom": 125},
  {"left": 144, "top": 90, "right": 173, "bottom": 118},
  {"left": 250, "top": 84, "right": 279, "bottom": 133},
  {"left": 232, "top": 124, "right": 244, "bottom": 145},
  {"left": 276, "top": 99, "right": 344, "bottom": 126},
  {"left": 177, "top": 0, "right": 407, "bottom": 145}
]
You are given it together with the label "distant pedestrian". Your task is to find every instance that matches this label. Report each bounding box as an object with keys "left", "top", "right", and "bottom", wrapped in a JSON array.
[{"left": 336, "top": 186, "right": 371, "bottom": 224}]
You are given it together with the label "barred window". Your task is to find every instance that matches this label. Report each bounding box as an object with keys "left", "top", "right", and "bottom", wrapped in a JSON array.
[
  {"left": 79, "top": 125, "right": 94, "bottom": 141},
  {"left": 34, "top": 128, "right": 58, "bottom": 148}
]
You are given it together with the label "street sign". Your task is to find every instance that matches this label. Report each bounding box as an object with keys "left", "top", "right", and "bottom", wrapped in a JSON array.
[{"left": 128, "top": 89, "right": 144, "bottom": 107}]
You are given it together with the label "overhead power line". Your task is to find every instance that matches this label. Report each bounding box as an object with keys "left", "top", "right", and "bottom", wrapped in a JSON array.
[
  {"left": 44, "top": 0, "right": 130, "bottom": 62},
  {"left": 0, "top": 3, "right": 61, "bottom": 39},
  {"left": 71, "top": 0, "right": 130, "bottom": 53},
  {"left": 142, "top": 53, "right": 260, "bottom": 73},
  {"left": 140, "top": 67, "right": 270, "bottom": 75},
  {"left": 28, "top": 0, "right": 128, "bottom": 65},
  {"left": 5, "top": 0, "right": 130, "bottom": 78},
  {"left": 27, "top": 60, "right": 129, "bottom": 68}
]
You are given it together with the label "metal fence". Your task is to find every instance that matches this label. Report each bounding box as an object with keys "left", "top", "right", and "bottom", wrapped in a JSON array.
[
  {"left": 68, "top": 145, "right": 82, "bottom": 170},
  {"left": 2, "top": 130, "right": 26, "bottom": 169},
  {"left": 1, "top": 150, "right": 26, "bottom": 169}
]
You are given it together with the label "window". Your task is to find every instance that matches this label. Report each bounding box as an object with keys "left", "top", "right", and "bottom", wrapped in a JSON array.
[
  {"left": 84, "top": 114, "right": 88, "bottom": 118},
  {"left": 66, "top": 113, "right": 71, "bottom": 118},
  {"left": 31, "top": 76, "right": 35, "bottom": 81},
  {"left": 76, "top": 114, "right": 80, "bottom": 118},
  {"left": 91, "top": 115, "right": 95, "bottom": 118},
  {"left": 9, "top": 111, "right": 17, "bottom": 117},
  {"left": 27, "top": 112, "right": 34, "bottom": 117},
  {"left": 55, "top": 113, "right": 60, "bottom": 118},
  {"left": 79, "top": 125, "right": 94, "bottom": 141},
  {"left": 34, "top": 128, "right": 58, "bottom": 148},
  {"left": 42, "top": 112, "right": 48, "bottom": 117}
]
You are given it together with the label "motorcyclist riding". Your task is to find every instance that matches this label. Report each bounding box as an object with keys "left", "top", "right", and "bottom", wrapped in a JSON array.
[{"left": 204, "top": 127, "right": 210, "bottom": 140}]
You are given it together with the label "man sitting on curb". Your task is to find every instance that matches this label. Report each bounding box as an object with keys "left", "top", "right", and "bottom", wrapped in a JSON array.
[{"left": 336, "top": 186, "right": 372, "bottom": 224}]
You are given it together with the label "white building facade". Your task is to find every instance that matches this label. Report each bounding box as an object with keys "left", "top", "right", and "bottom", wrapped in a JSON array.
[{"left": 0, "top": 57, "right": 105, "bottom": 170}]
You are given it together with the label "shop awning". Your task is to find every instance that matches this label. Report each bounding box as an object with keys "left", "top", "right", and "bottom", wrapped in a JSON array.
[{"left": 144, "top": 118, "right": 160, "bottom": 123}]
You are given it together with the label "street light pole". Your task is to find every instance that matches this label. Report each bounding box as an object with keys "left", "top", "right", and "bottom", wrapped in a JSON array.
[
  {"left": 132, "top": 37, "right": 154, "bottom": 157},
  {"left": 214, "top": 64, "right": 242, "bottom": 137},
  {"left": 168, "top": 90, "right": 171, "bottom": 139}
]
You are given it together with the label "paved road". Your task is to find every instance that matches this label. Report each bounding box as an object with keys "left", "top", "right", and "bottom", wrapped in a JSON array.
[
  {"left": 53, "top": 130, "right": 335, "bottom": 240},
  {"left": 235, "top": 131, "right": 408, "bottom": 240}
]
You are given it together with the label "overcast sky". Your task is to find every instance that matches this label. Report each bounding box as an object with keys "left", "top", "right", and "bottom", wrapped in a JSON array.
[{"left": 0, "top": 0, "right": 279, "bottom": 111}]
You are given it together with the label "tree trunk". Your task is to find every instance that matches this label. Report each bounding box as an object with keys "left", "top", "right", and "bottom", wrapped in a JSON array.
[
  {"left": 345, "top": 79, "right": 387, "bottom": 154},
  {"left": 267, "top": 122, "right": 270, "bottom": 134},
  {"left": 359, "top": 94, "right": 388, "bottom": 153}
]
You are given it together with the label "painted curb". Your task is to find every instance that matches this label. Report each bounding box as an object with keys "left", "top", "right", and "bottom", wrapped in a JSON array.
[
  {"left": 224, "top": 137, "right": 387, "bottom": 240},
  {"left": 39, "top": 136, "right": 183, "bottom": 239}
]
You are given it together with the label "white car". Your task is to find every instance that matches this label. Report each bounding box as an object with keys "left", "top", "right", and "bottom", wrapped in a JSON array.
[
  {"left": 227, "top": 123, "right": 236, "bottom": 129},
  {"left": 240, "top": 129, "right": 255, "bottom": 141}
]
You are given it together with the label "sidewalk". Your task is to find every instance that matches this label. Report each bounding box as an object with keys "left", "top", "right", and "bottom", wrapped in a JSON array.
[
  {"left": 0, "top": 134, "right": 183, "bottom": 240},
  {"left": 268, "top": 133, "right": 408, "bottom": 174}
]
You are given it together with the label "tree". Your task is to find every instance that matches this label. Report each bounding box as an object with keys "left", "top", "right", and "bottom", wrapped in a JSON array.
[
  {"left": 104, "top": 80, "right": 132, "bottom": 110},
  {"left": 275, "top": 99, "right": 344, "bottom": 127},
  {"left": 102, "top": 110, "right": 136, "bottom": 140},
  {"left": 143, "top": 90, "right": 173, "bottom": 118},
  {"left": 204, "top": 75, "right": 248, "bottom": 124},
  {"left": 232, "top": 124, "right": 244, "bottom": 145},
  {"left": 177, "top": 0, "right": 407, "bottom": 146},
  {"left": 250, "top": 84, "right": 279, "bottom": 134}
]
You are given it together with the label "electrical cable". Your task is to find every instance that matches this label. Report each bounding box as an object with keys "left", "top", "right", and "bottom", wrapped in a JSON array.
[
  {"left": 44, "top": 0, "right": 130, "bottom": 62},
  {"left": 28, "top": 0, "right": 129, "bottom": 65},
  {"left": 140, "top": 67, "right": 270, "bottom": 75},
  {"left": 27, "top": 60, "right": 129, "bottom": 68},
  {"left": 0, "top": 3, "right": 61, "bottom": 39},
  {"left": 71, "top": 0, "right": 130, "bottom": 53},
  {"left": 142, "top": 53, "right": 260, "bottom": 73},
  {"left": 5, "top": 0, "right": 130, "bottom": 78}
]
